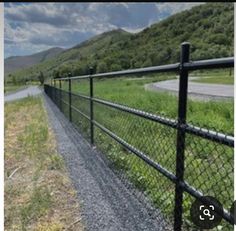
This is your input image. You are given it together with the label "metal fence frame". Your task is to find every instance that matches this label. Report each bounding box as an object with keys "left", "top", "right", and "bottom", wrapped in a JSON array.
[{"left": 44, "top": 42, "right": 234, "bottom": 230}]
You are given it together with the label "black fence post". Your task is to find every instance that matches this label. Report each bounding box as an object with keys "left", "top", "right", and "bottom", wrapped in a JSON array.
[
  {"left": 55, "top": 79, "right": 58, "bottom": 106},
  {"left": 50, "top": 85, "right": 52, "bottom": 100},
  {"left": 174, "top": 42, "right": 190, "bottom": 231},
  {"left": 59, "top": 79, "right": 62, "bottom": 111},
  {"left": 68, "top": 74, "right": 72, "bottom": 122},
  {"left": 89, "top": 67, "right": 94, "bottom": 145},
  {"left": 53, "top": 78, "right": 56, "bottom": 103}
]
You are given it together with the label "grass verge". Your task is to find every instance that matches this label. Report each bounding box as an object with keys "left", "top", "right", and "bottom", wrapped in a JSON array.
[
  {"left": 191, "top": 69, "right": 233, "bottom": 85},
  {"left": 4, "top": 96, "right": 84, "bottom": 231},
  {"left": 192, "top": 76, "right": 233, "bottom": 85},
  {"left": 4, "top": 82, "right": 40, "bottom": 94},
  {"left": 4, "top": 85, "right": 27, "bottom": 94}
]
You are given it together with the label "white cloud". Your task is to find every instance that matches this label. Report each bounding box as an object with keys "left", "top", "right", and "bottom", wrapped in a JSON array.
[
  {"left": 4, "top": 3, "right": 204, "bottom": 57},
  {"left": 156, "top": 2, "right": 204, "bottom": 15}
]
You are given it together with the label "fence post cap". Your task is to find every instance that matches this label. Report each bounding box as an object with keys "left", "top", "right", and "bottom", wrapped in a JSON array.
[{"left": 181, "top": 42, "right": 190, "bottom": 46}]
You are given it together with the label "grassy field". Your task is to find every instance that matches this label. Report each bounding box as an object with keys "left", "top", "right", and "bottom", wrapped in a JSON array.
[
  {"left": 4, "top": 96, "right": 84, "bottom": 231},
  {"left": 192, "top": 76, "right": 233, "bottom": 85},
  {"left": 191, "top": 69, "right": 234, "bottom": 85},
  {"left": 57, "top": 74, "right": 233, "bottom": 230},
  {"left": 60, "top": 73, "right": 233, "bottom": 133}
]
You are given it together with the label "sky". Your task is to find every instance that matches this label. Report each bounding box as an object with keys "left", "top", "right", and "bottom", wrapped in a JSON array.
[{"left": 4, "top": 2, "right": 203, "bottom": 58}]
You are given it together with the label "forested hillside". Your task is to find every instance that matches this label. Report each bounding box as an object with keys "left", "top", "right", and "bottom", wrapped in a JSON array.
[{"left": 6, "top": 3, "right": 233, "bottom": 83}]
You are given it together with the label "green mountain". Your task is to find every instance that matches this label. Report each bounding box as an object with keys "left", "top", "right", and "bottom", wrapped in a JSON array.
[
  {"left": 6, "top": 3, "right": 233, "bottom": 83},
  {"left": 4, "top": 47, "right": 64, "bottom": 76}
]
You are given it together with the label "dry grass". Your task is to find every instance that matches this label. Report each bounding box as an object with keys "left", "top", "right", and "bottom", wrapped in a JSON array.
[{"left": 4, "top": 96, "right": 84, "bottom": 231}]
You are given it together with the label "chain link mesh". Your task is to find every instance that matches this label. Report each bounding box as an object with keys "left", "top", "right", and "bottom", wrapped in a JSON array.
[{"left": 44, "top": 83, "right": 233, "bottom": 231}]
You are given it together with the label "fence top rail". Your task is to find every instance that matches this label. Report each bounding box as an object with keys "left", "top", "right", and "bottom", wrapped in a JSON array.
[
  {"left": 184, "top": 57, "right": 234, "bottom": 70},
  {"left": 55, "top": 63, "right": 179, "bottom": 81},
  {"left": 91, "top": 63, "right": 179, "bottom": 78},
  {"left": 54, "top": 56, "right": 233, "bottom": 81},
  {"left": 58, "top": 74, "right": 90, "bottom": 81}
]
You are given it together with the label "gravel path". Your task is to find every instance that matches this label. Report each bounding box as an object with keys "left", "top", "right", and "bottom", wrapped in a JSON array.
[
  {"left": 145, "top": 78, "right": 234, "bottom": 101},
  {"left": 4, "top": 86, "right": 42, "bottom": 102},
  {"left": 43, "top": 93, "right": 167, "bottom": 231}
]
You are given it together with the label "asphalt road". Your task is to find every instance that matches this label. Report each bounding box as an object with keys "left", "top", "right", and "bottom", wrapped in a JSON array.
[
  {"left": 145, "top": 78, "right": 234, "bottom": 101},
  {"left": 4, "top": 86, "right": 42, "bottom": 102}
]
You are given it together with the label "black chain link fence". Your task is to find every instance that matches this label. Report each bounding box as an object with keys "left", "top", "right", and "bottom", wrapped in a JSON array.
[{"left": 44, "top": 43, "right": 234, "bottom": 231}]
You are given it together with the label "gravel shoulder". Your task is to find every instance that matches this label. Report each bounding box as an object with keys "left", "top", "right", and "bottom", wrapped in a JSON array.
[
  {"left": 4, "top": 86, "right": 42, "bottom": 102},
  {"left": 43, "top": 93, "right": 167, "bottom": 231},
  {"left": 145, "top": 78, "right": 234, "bottom": 101}
]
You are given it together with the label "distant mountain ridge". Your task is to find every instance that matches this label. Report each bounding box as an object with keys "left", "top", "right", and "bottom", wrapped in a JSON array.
[
  {"left": 5, "top": 3, "right": 233, "bottom": 82},
  {"left": 4, "top": 47, "right": 64, "bottom": 76}
]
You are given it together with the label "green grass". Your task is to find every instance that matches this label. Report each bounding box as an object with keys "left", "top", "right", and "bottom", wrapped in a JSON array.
[
  {"left": 193, "top": 76, "right": 233, "bottom": 85},
  {"left": 4, "top": 81, "right": 40, "bottom": 94},
  {"left": 60, "top": 74, "right": 233, "bottom": 133},
  {"left": 4, "top": 97, "right": 84, "bottom": 231},
  {"left": 192, "top": 74, "right": 233, "bottom": 85},
  {"left": 190, "top": 69, "right": 234, "bottom": 85},
  {"left": 4, "top": 84, "right": 26, "bottom": 94},
  {"left": 5, "top": 97, "right": 54, "bottom": 230},
  {"left": 20, "top": 187, "right": 52, "bottom": 231},
  {"left": 57, "top": 75, "right": 233, "bottom": 230}
]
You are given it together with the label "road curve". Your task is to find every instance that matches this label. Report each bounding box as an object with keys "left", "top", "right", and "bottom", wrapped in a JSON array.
[
  {"left": 145, "top": 78, "right": 234, "bottom": 101},
  {"left": 4, "top": 86, "right": 42, "bottom": 102}
]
